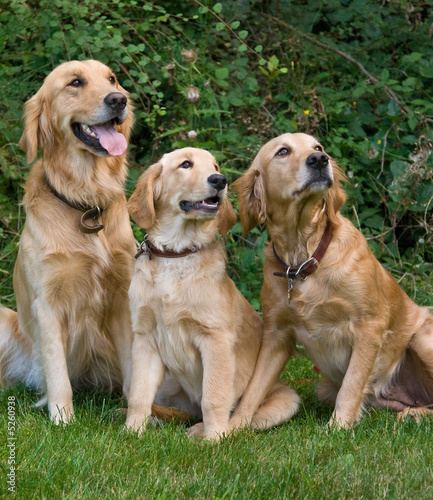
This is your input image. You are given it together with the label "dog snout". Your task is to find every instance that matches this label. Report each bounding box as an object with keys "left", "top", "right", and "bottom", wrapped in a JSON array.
[
  {"left": 104, "top": 92, "right": 127, "bottom": 113},
  {"left": 306, "top": 153, "right": 329, "bottom": 170},
  {"left": 207, "top": 174, "right": 227, "bottom": 192}
]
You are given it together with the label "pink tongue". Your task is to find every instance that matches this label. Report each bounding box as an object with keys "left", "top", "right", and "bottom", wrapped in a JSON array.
[{"left": 94, "top": 126, "right": 127, "bottom": 156}]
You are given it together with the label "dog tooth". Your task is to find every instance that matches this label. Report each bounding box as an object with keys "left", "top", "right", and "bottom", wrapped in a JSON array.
[{"left": 82, "top": 124, "right": 98, "bottom": 138}]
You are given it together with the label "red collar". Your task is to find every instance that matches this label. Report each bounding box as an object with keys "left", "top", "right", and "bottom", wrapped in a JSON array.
[
  {"left": 272, "top": 220, "right": 333, "bottom": 281},
  {"left": 135, "top": 238, "right": 198, "bottom": 260}
]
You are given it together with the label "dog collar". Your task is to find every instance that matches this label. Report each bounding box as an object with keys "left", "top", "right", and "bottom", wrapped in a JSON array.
[
  {"left": 44, "top": 173, "right": 104, "bottom": 234},
  {"left": 135, "top": 237, "right": 199, "bottom": 260},
  {"left": 272, "top": 219, "right": 334, "bottom": 280}
]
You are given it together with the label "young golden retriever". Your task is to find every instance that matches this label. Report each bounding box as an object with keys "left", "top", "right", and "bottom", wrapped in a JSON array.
[
  {"left": 125, "top": 147, "right": 300, "bottom": 440},
  {"left": 231, "top": 132, "right": 433, "bottom": 429},
  {"left": 0, "top": 60, "right": 136, "bottom": 424}
]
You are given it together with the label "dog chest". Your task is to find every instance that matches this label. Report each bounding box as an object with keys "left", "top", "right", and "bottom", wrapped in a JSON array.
[{"left": 292, "top": 295, "right": 353, "bottom": 384}]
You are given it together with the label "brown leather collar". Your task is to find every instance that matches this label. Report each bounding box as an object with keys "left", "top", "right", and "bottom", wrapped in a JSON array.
[
  {"left": 273, "top": 219, "right": 333, "bottom": 280},
  {"left": 135, "top": 238, "right": 198, "bottom": 260},
  {"left": 44, "top": 173, "right": 104, "bottom": 234}
]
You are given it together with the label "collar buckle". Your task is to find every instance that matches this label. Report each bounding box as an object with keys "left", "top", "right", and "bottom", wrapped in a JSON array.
[{"left": 295, "top": 257, "right": 319, "bottom": 281}]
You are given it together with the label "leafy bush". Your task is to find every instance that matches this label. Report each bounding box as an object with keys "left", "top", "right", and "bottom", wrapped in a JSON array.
[{"left": 1, "top": 0, "right": 433, "bottom": 308}]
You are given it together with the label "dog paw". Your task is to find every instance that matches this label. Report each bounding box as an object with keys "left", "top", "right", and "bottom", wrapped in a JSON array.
[
  {"left": 228, "top": 414, "right": 251, "bottom": 432},
  {"left": 327, "top": 412, "right": 353, "bottom": 430},
  {"left": 50, "top": 405, "right": 75, "bottom": 425},
  {"left": 125, "top": 414, "right": 158, "bottom": 434},
  {"left": 186, "top": 423, "right": 229, "bottom": 441},
  {"left": 186, "top": 422, "right": 205, "bottom": 439},
  {"left": 397, "top": 406, "right": 433, "bottom": 423}
]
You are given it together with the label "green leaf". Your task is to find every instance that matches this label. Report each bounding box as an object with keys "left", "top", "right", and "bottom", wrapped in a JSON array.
[
  {"left": 215, "top": 22, "right": 225, "bottom": 31},
  {"left": 401, "top": 52, "right": 423, "bottom": 63},
  {"left": 215, "top": 67, "right": 229, "bottom": 80},
  {"left": 387, "top": 100, "right": 400, "bottom": 117},
  {"left": 213, "top": 3, "right": 222, "bottom": 14},
  {"left": 364, "top": 215, "right": 384, "bottom": 230},
  {"left": 238, "top": 30, "right": 248, "bottom": 40},
  {"left": 230, "top": 21, "right": 240, "bottom": 29},
  {"left": 390, "top": 160, "right": 408, "bottom": 180}
]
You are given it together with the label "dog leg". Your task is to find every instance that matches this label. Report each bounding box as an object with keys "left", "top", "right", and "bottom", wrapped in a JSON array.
[
  {"left": 125, "top": 333, "right": 165, "bottom": 433},
  {"left": 251, "top": 381, "right": 300, "bottom": 430},
  {"left": 229, "top": 328, "right": 296, "bottom": 432},
  {"left": 188, "top": 334, "right": 236, "bottom": 441},
  {"left": 329, "top": 337, "right": 380, "bottom": 429},
  {"left": 0, "top": 307, "right": 39, "bottom": 388},
  {"left": 34, "top": 301, "right": 74, "bottom": 424},
  {"left": 409, "top": 313, "right": 433, "bottom": 382},
  {"left": 105, "top": 308, "right": 133, "bottom": 399}
]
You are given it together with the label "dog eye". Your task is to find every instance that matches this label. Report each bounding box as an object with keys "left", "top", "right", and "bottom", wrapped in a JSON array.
[
  {"left": 276, "top": 147, "right": 290, "bottom": 156},
  {"left": 179, "top": 160, "right": 192, "bottom": 169},
  {"left": 68, "top": 79, "right": 83, "bottom": 88},
  {"left": 315, "top": 145, "right": 323, "bottom": 152},
  {"left": 109, "top": 76, "right": 116, "bottom": 84}
]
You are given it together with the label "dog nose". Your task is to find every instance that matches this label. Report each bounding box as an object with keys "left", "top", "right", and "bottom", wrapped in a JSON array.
[
  {"left": 306, "top": 153, "right": 329, "bottom": 170},
  {"left": 104, "top": 92, "right": 127, "bottom": 113},
  {"left": 207, "top": 174, "right": 227, "bottom": 192}
]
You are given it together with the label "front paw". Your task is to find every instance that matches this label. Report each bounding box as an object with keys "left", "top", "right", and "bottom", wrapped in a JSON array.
[
  {"left": 228, "top": 414, "right": 250, "bottom": 432},
  {"left": 125, "top": 412, "right": 157, "bottom": 434},
  {"left": 50, "top": 403, "right": 74, "bottom": 425},
  {"left": 327, "top": 411, "right": 354, "bottom": 430},
  {"left": 186, "top": 422, "right": 228, "bottom": 441},
  {"left": 186, "top": 422, "right": 205, "bottom": 439}
]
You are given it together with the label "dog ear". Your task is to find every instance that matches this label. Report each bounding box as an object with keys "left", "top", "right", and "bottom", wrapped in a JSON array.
[
  {"left": 19, "top": 87, "right": 53, "bottom": 164},
  {"left": 128, "top": 162, "right": 163, "bottom": 229},
  {"left": 325, "top": 159, "right": 347, "bottom": 223},
  {"left": 217, "top": 197, "right": 237, "bottom": 236},
  {"left": 231, "top": 165, "right": 267, "bottom": 236}
]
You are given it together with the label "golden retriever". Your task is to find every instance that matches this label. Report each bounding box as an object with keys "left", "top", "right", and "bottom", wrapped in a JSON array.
[
  {"left": 125, "top": 147, "right": 300, "bottom": 440},
  {"left": 231, "top": 132, "right": 433, "bottom": 429},
  {"left": 0, "top": 60, "right": 136, "bottom": 424}
]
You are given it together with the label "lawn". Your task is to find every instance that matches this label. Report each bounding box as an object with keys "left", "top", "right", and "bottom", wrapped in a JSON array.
[{"left": 1, "top": 351, "right": 432, "bottom": 499}]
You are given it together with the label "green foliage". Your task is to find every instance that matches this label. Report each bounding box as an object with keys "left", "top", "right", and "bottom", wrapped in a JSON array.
[{"left": 1, "top": 0, "right": 433, "bottom": 306}]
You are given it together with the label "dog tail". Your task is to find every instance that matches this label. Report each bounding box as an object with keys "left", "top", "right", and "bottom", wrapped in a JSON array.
[
  {"left": 0, "top": 307, "right": 42, "bottom": 389},
  {"left": 151, "top": 403, "right": 192, "bottom": 424}
]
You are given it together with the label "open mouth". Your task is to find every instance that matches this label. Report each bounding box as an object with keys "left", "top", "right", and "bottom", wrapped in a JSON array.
[
  {"left": 179, "top": 196, "right": 221, "bottom": 213},
  {"left": 72, "top": 119, "right": 127, "bottom": 157}
]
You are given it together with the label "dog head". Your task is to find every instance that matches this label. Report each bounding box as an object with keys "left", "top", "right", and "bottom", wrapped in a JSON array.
[
  {"left": 128, "top": 148, "right": 236, "bottom": 238},
  {"left": 19, "top": 59, "right": 133, "bottom": 164},
  {"left": 232, "top": 133, "right": 347, "bottom": 234}
]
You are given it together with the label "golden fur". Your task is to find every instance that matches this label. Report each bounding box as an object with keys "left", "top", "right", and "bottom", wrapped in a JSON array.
[
  {"left": 0, "top": 60, "right": 136, "bottom": 424},
  {"left": 231, "top": 132, "right": 433, "bottom": 429},
  {"left": 125, "top": 147, "right": 300, "bottom": 440}
]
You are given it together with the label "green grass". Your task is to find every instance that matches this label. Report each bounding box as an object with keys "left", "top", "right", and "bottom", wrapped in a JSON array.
[{"left": 1, "top": 354, "right": 433, "bottom": 499}]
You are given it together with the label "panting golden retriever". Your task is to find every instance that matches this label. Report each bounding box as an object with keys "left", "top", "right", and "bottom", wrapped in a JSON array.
[
  {"left": 125, "top": 147, "right": 300, "bottom": 440},
  {"left": 231, "top": 132, "right": 433, "bottom": 429},
  {"left": 0, "top": 60, "right": 136, "bottom": 424}
]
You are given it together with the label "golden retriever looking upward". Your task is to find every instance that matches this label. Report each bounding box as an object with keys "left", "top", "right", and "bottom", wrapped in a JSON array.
[
  {"left": 125, "top": 147, "right": 300, "bottom": 440},
  {"left": 0, "top": 60, "right": 136, "bottom": 424},
  {"left": 231, "top": 132, "right": 433, "bottom": 429}
]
